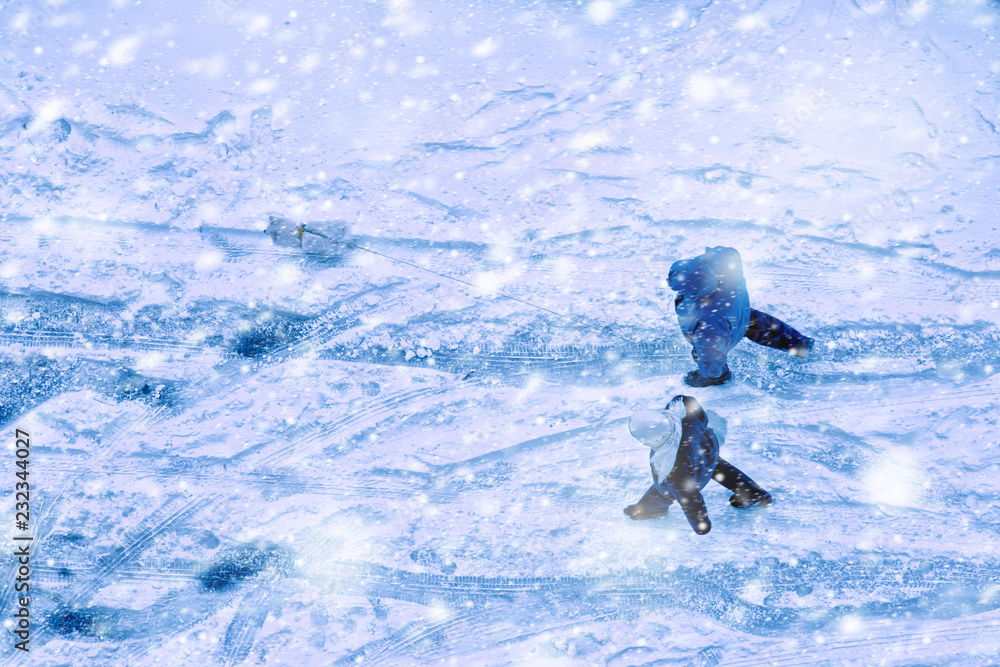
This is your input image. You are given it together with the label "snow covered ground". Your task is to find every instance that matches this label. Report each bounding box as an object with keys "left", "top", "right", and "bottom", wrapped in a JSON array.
[{"left": 2, "top": 0, "right": 1000, "bottom": 664}]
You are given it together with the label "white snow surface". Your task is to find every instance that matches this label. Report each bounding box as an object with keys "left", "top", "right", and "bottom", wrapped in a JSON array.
[{"left": 2, "top": 0, "right": 1000, "bottom": 665}]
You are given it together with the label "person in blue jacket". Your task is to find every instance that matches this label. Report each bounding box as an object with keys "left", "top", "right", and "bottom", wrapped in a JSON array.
[
  {"left": 624, "top": 395, "right": 771, "bottom": 534},
  {"left": 669, "top": 246, "right": 814, "bottom": 387}
]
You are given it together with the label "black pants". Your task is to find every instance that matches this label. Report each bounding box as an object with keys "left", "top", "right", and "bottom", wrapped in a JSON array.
[
  {"left": 711, "top": 459, "right": 769, "bottom": 501},
  {"left": 633, "top": 458, "right": 768, "bottom": 514},
  {"left": 745, "top": 309, "right": 808, "bottom": 350}
]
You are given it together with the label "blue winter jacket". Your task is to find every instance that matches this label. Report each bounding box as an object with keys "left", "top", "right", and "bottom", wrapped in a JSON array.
[
  {"left": 669, "top": 246, "right": 751, "bottom": 379},
  {"left": 650, "top": 395, "right": 719, "bottom": 534}
]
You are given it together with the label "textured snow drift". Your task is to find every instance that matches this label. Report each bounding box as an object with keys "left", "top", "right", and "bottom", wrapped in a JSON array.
[{"left": 1, "top": 0, "right": 1000, "bottom": 665}]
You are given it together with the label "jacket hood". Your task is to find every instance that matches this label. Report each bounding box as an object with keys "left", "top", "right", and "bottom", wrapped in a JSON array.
[
  {"left": 629, "top": 409, "right": 682, "bottom": 451},
  {"left": 667, "top": 258, "right": 719, "bottom": 298}
]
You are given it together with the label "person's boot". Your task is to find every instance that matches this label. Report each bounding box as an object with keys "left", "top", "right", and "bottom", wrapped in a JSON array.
[
  {"left": 624, "top": 503, "right": 667, "bottom": 520},
  {"left": 789, "top": 337, "right": 815, "bottom": 359},
  {"left": 683, "top": 366, "right": 732, "bottom": 387},
  {"left": 729, "top": 490, "right": 773, "bottom": 508}
]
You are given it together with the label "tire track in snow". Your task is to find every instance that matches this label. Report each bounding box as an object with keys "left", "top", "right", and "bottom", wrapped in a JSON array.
[
  {"left": 0, "top": 330, "right": 233, "bottom": 359},
  {"left": 217, "top": 580, "right": 288, "bottom": 667},
  {"left": 318, "top": 341, "right": 689, "bottom": 385},
  {"left": 247, "top": 382, "right": 462, "bottom": 469},
  {"left": 33, "top": 561, "right": 207, "bottom": 584},
  {"left": 0, "top": 494, "right": 207, "bottom": 667},
  {"left": 314, "top": 316, "right": 999, "bottom": 388},
  {"left": 321, "top": 555, "right": 1000, "bottom": 664},
  {"left": 6, "top": 285, "right": 992, "bottom": 400},
  {"left": 331, "top": 611, "right": 488, "bottom": 666},
  {"left": 0, "top": 481, "right": 68, "bottom": 633},
  {"left": 76, "top": 540, "right": 296, "bottom": 665},
  {"left": 336, "top": 605, "right": 627, "bottom": 667},
  {"left": 38, "top": 458, "right": 432, "bottom": 503},
  {"left": 27, "top": 580, "right": 259, "bottom": 665},
  {"left": 0, "top": 279, "right": 407, "bottom": 368},
  {"left": 18, "top": 554, "right": 999, "bottom": 663},
  {"left": 261, "top": 289, "right": 410, "bottom": 359},
  {"left": 63, "top": 493, "right": 205, "bottom": 606},
  {"left": 6, "top": 319, "right": 991, "bottom": 390},
  {"left": 313, "top": 556, "right": 1000, "bottom": 614},
  {"left": 212, "top": 498, "right": 366, "bottom": 666},
  {"left": 30, "top": 555, "right": 1000, "bottom": 611},
  {"left": 724, "top": 618, "right": 1000, "bottom": 667},
  {"left": 752, "top": 272, "right": 997, "bottom": 307},
  {"left": 737, "top": 383, "right": 998, "bottom": 421},
  {"left": 30, "top": 377, "right": 487, "bottom": 502}
]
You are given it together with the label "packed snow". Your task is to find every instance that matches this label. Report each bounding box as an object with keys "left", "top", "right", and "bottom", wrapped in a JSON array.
[{"left": 1, "top": 0, "right": 999, "bottom": 665}]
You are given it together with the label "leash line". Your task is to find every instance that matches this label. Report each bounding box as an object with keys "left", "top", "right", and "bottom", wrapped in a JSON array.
[{"left": 339, "top": 239, "right": 619, "bottom": 337}]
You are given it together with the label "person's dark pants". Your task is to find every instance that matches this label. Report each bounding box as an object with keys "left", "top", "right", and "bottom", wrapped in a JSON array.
[
  {"left": 630, "top": 458, "right": 767, "bottom": 516},
  {"left": 745, "top": 309, "right": 808, "bottom": 350},
  {"left": 687, "top": 310, "right": 808, "bottom": 380},
  {"left": 631, "top": 484, "right": 674, "bottom": 517},
  {"left": 711, "top": 459, "right": 768, "bottom": 503}
]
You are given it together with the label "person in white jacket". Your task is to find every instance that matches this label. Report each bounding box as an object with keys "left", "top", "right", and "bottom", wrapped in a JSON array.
[{"left": 625, "top": 395, "right": 772, "bottom": 534}]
